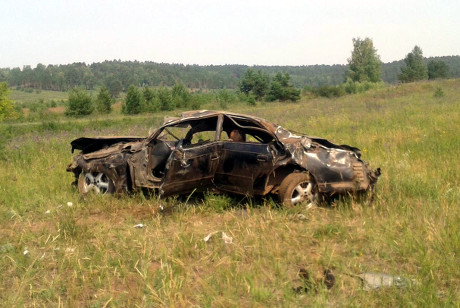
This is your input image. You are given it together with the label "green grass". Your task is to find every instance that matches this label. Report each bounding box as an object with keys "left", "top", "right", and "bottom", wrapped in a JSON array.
[
  {"left": 10, "top": 89, "right": 69, "bottom": 104},
  {"left": 1, "top": 79, "right": 459, "bottom": 306}
]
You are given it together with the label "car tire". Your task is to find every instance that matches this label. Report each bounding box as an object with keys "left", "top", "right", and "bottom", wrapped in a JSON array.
[
  {"left": 278, "top": 172, "right": 317, "bottom": 207},
  {"left": 78, "top": 171, "right": 115, "bottom": 195}
]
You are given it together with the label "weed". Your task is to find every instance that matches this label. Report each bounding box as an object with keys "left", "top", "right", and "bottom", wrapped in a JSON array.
[{"left": 0, "top": 79, "right": 459, "bottom": 306}]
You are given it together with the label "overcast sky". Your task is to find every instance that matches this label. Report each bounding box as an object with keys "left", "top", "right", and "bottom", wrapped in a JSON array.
[{"left": 1, "top": 0, "right": 459, "bottom": 68}]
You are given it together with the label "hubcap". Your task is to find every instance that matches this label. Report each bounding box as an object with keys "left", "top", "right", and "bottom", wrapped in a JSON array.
[
  {"left": 291, "top": 182, "right": 313, "bottom": 205},
  {"left": 83, "top": 172, "right": 111, "bottom": 194}
]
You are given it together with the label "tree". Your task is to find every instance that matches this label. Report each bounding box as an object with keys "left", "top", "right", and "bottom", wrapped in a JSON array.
[
  {"left": 122, "top": 85, "right": 142, "bottom": 114},
  {"left": 347, "top": 37, "right": 382, "bottom": 83},
  {"left": 142, "top": 86, "right": 159, "bottom": 112},
  {"left": 172, "top": 82, "right": 192, "bottom": 108},
  {"left": 65, "top": 87, "right": 94, "bottom": 116},
  {"left": 399, "top": 46, "right": 428, "bottom": 82},
  {"left": 0, "top": 82, "right": 19, "bottom": 121},
  {"left": 95, "top": 86, "right": 113, "bottom": 114},
  {"left": 106, "top": 78, "right": 123, "bottom": 97},
  {"left": 238, "top": 69, "right": 269, "bottom": 100},
  {"left": 267, "top": 72, "right": 300, "bottom": 102},
  {"left": 158, "top": 87, "right": 174, "bottom": 111},
  {"left": 427, "top": 60, "right": 449, "bottom": 80}
]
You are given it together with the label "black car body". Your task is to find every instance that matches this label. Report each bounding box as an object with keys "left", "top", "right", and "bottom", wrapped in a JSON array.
[{"left": 67, "top": 110, "right": 380, "bottom": 205}]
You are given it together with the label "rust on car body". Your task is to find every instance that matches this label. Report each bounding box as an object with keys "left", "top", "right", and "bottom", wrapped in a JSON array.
[{"left": 67, "top": 110, "right": 380, "bottom": 205}]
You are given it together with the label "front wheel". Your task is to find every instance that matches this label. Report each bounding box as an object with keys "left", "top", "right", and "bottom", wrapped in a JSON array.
[
  {"left": 78, "top": 171, "right": 115, "bottom": 195},
  {"left": 278, "top": 173, "right": 317, "bottom": 207}
]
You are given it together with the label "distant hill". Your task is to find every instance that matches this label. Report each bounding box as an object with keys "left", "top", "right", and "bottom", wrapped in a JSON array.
[{"left": 1, "top": 56, "right": 459, "bottom": 91}]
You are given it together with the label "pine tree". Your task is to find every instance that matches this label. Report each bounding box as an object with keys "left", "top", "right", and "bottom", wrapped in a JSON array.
[
  {"left": 122, "top": 85, "right": 142, "bottom": 114},
  {"left": 399, "top": 46, "right": 428, "bottom": 82},
  {"left": 96, "top": 86, "right": 113, "bottom": 114},
  {"left": 65, "top": 87, "right": 94, "bottom": 116}
]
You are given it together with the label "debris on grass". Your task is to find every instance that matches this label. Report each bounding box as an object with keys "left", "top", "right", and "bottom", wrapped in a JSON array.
[
  {"left": 67, "top": 202, "right": 73, "bottom": 207},
  {"left": 134, "top": 223, "right": 145, "bottom": 228},
  {"left": 351, "top": 272, "right": 416, "bottom": 291},
  {"left": 203, "top": 231, "right": 219, "bottom": 242},
  {"left": 45, "top": 210, "right": 51, "bottom": 214},
  {"left": 204, "top": 231, "right": 233, "bottom": 244},
  {"left": 295, "top": 267, "right": 335, "bottom": 293},
  {"left": 296, "top": 213, "right": 309, "bottom": 221},
  {"left": 23, "top": 249, "right": 29, "bottom": 256},
  {"left": 221, "top": 232, "right": 233, "bottom": 244},
  {"left": 323, "top": 269, "right": 335, "bottom": 289}
]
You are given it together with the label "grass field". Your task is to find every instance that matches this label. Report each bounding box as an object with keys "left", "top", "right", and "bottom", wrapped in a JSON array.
[
  {"left": 1, "top": 79, "right": 459, "bottom": 306},
  {"left": 10, "top": 89, "right": 69, "bottom": 105}
]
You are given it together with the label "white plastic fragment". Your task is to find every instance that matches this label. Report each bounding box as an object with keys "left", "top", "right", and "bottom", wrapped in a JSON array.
[
  {"left": 134, "top": 223, "right": 145, "bottom": 228},
  {"left": 23, "top": 249, "right": 29, "bottom": 256},
  {"left": 67, "top": 202, "right": 73, "bottom": 207},
  {"left": 221, "top": 232, "right": 233, "bottom": 244},
  {"left": 203, "top": 231, "right": 219, "bottom": 242},
  {"left": 45, "top": 210, "right": 51, "bottom": 214},
  {"left": 204, "top": 231, "right": 233, "bottom": 244},
  {"left": 358, "top": 272, "right": 415, "bottom": 291},
  {"left": 296, "top": 213, "right": 308, "bottom": 221}
]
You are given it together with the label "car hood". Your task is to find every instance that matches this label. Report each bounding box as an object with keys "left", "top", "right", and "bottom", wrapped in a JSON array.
[{"left": 71, "top": 136, "right": 144, "bottom": 154}]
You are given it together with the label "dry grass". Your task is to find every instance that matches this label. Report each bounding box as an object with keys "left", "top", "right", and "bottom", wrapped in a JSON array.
[{"left": 1, "top": 79, "right": 459, "bottom": 306}]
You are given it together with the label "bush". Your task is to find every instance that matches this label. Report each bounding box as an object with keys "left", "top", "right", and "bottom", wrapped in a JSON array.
[
  {"left": 246, "top": 94, "right": 256, "bottom": 106},
  {"left": 313, "top": 85, "right": 345, "bottom": 98},
  {"left": 216, "top": 89, "right": 236, "bottom": 109},
  {"left": 266, "top": 72, "right": 300, "bottom": 102},
  {"left": 433, "top": 87, "right": 445, "bottom": 98},
  {"left": 65, "top": 87, "right": 94, "bottom": 117},
  {"left": 172, "top": 82, "right": 192, "bottom": 108},
  {"left": 0, "top": 82, "right": 19, "bottom": 121},
  {"left": 158, "top": 87, "right": 174, "bottom": 111},
  {"left": 122, "top": 85, "right": 142, "bottom": 114},
  {"left": 343, "top": 79, "right": 384, "bottom": 94},
  {"left": 96, "top": 86, "right": 113, "bottom": 114},
  {"left": 142, "top": 87, "right": 160, "bottom": 112}
]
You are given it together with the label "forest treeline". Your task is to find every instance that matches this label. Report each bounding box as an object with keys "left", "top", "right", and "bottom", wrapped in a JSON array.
[{"left": 1, "top": 56, "right": 459, "bottom": 93}]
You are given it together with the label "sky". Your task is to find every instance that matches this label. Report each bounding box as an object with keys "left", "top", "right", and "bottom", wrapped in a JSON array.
[{"left": 1, "top": 0, "right": 459, "bottom": 68}]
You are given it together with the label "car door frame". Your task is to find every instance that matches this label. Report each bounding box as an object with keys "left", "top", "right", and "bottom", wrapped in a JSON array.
[{"left": 159, "top": 115, "right": 223, "bottom": 197}]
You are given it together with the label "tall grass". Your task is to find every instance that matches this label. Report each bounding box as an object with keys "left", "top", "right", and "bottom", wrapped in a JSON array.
[{"left": 0, "top": 79, "right": 459, "bottom": 306}]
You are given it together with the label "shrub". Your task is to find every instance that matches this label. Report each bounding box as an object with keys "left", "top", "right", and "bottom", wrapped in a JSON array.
[
  {"left": 96, "top": 86, "right": 113, "bottom": 114},
  {"left": 313, "top": 85, "right": 345, "bottom": 98},
  {"left": 0, "top": 82, "right": 19, "bottom": 121},
  {"left": 216, "top": 89, "right": 236, "bottom": 109},
  {"left": 158, "top": 87, "right": 174, "bottom": 111},
  {"left": 65, "top": 87, "right": 94, "bottom": 117},
  {"left": 434, "top": 87, "right": 445, "bottom": 98},
  {"left": 343, "top": 79, "right": 385, "bottom": 94},
  {"left": 122, "top": 85, "right": 142, "bottom": 114}
]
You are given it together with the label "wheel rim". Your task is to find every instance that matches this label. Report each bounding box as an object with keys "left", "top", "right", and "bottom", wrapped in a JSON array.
[
  {"left": 290, "top": 181, "right": 314, "bottom": 205},
  {"left": 82, "top": 172, "right": 111, "bottom": 194}
]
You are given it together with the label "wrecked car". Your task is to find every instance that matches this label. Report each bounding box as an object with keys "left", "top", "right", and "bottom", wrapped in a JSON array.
[{"left": 67, "top": 110, "right": 380, "bottom": 206}]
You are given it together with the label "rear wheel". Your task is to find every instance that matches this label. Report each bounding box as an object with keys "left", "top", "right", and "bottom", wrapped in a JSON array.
[
  {"left": 278, "top": 173, "right": 317, "bottom": 207},
  {"left": 78, "top": 171, "right": 115, "bottom": 195}
]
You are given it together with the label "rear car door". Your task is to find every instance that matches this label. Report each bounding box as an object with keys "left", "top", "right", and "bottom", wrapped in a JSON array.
[{"left": 214, "top": 141, "right": 274, "bottom": 196}]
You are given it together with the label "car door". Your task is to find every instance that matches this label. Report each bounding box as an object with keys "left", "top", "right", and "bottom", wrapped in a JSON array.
[
  {"left": 159, "top": 116, "right": 222, "bottom": 197},
  {"left": 214, "top": 141, "right": 274, "bottom": 196}
]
